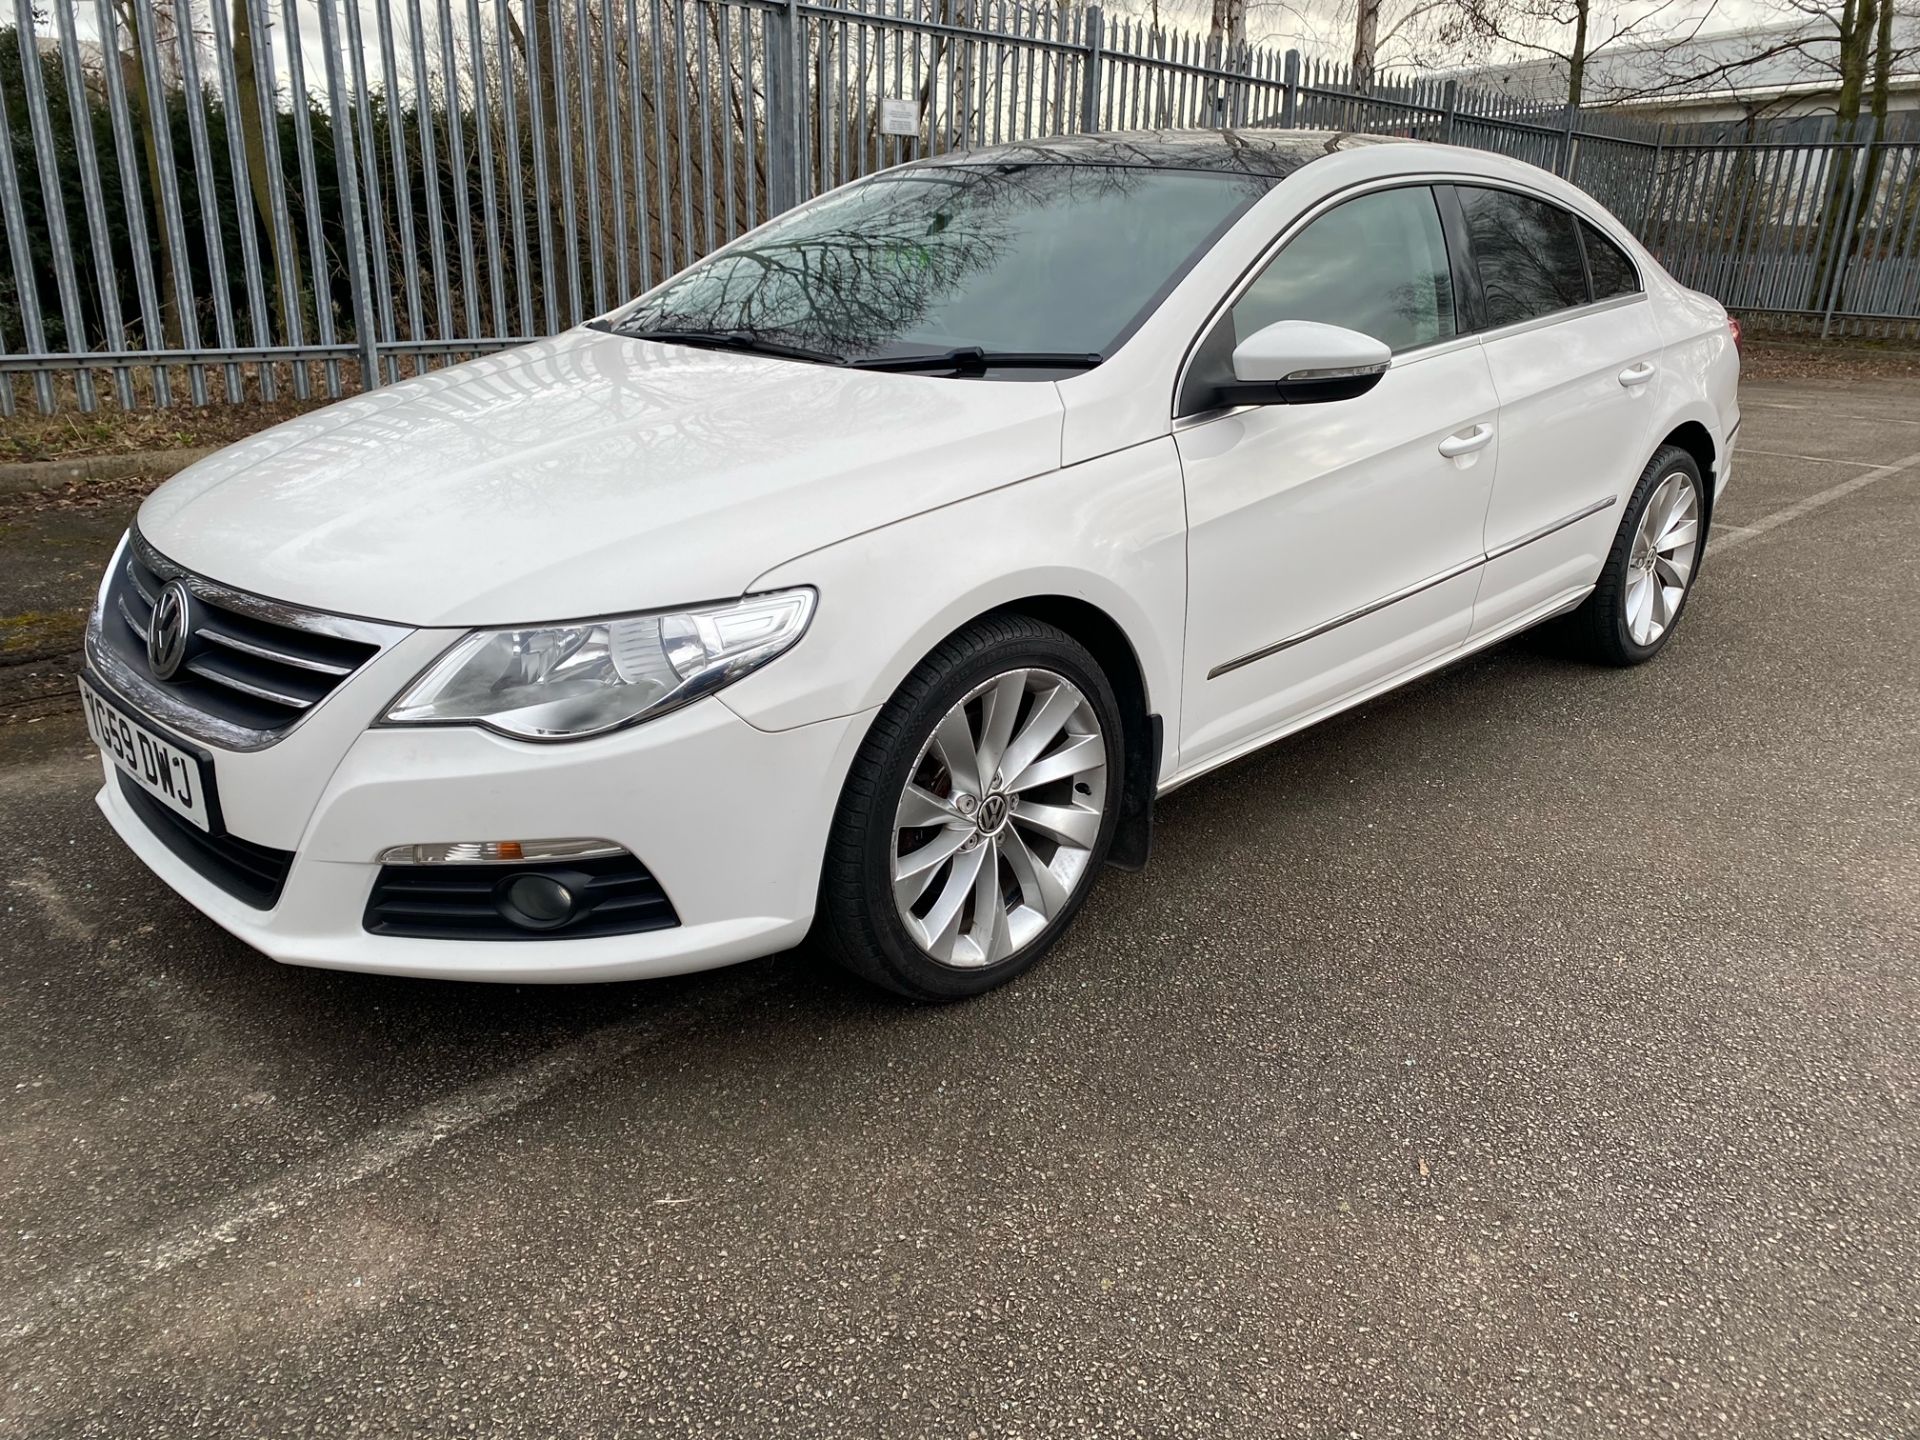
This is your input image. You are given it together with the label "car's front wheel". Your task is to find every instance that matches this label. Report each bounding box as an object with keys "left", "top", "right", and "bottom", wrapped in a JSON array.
[{"left": 818, "top": 615, "right": 1122, "bottom": 1001}]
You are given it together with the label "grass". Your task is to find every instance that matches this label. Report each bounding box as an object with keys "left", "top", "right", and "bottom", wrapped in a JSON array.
[
  {"left": 0, "top": 609, "right": 86, "bottom": 657},
  {"left": 0, "top": 361, "right": 365, "bottom": 463}
]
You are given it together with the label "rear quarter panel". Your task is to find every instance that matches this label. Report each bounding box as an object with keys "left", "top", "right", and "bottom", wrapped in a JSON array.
[{"left": 1646, "top": 272, "right": 1742, "bottom": 498}]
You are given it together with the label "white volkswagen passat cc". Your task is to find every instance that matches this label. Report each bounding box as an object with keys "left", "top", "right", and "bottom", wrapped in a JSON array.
[{"left": 82, "top": 131, "right": 1739, "bottom": 999}]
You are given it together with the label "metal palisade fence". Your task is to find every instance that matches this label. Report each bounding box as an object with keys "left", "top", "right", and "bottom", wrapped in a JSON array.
[{"left": 1, "top": 0, "right": 1917, "bottom": 416}]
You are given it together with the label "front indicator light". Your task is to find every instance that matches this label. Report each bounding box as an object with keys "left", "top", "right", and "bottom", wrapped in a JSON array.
[
  {"left": 384, "top": 588, "right": 815, "bottom": 741},
  {"left": 375, "top": 839, "right": 627, "bottom": 865}
]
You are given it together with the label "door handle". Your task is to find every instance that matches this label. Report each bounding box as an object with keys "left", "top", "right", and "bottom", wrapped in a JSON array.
[
  {"left": 1618, "top": 361, "right": 1657, "bottom": 387},
  {"left": 1438, "top": 423, "right": 1494, "bottom": 459}
]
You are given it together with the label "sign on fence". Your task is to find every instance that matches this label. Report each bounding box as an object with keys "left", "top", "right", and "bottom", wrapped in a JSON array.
[{"left": 879, "top": 98, "right": 923, "bottom": 138}]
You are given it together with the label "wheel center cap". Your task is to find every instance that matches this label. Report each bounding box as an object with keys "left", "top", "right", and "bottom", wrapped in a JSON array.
[{"left": 976, "top": 793, "right": 1010, "bottom": 836}]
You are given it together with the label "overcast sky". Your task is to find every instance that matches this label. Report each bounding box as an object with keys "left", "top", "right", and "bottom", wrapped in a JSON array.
[
  {"left": 1102, "top": 0, "right": 1794, "bottom": 62},
  {"left": 54, "top": 0, "right": 1819, "bottom": 88}
]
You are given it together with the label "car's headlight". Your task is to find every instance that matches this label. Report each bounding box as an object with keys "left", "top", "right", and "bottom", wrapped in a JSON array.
[{"left": 384, "top": 589, "right": 815, "bottom": 740}]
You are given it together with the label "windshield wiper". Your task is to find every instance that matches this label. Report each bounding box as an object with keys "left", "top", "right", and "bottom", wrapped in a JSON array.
[
  {"left": 601, "top": 323, "right": 846, "bottom": 367},
  {"left": 855, "top": 347, "right": 1103, "bottom": 375}
]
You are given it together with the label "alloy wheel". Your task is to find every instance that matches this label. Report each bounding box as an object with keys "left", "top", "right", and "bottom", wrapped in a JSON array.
[
  {"left": 890, "top": 668, "right": 1108, "bottom": 970},
  {"left": 1624, "top": 471, "right": 1701, "bottom": 647}
]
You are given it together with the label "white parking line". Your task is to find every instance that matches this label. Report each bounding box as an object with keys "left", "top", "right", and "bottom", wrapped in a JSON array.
[
  {"left": 3, "top": 1020, "right": 662, "bottom": 1340},
  {"left": 1736, "top": 447, "right": 1879, "bottom": 466},
  {"left": 1744, "top": 400, "right": 1920, "bottom": 426},
  {"left": 1715, "top": 448, "right": 1920, "bottom": 555}
]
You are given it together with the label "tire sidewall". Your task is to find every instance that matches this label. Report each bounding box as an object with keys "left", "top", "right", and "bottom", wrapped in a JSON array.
[
  {"left": 1606, "top": 449, "right": 1706, "bottom": 663},
  {"left": 852, "top": 629, "right": 1124, "bottom": 1001}
]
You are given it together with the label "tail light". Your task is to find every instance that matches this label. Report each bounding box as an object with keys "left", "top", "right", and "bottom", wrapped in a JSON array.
[{"left": 1727, "top": 315, "right": 1743, "bottom": 352}]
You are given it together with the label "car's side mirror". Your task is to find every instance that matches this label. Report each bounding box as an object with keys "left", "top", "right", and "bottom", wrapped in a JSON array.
[{"left": 1226, "top": 320, "right": 1392, "bottom": 405}]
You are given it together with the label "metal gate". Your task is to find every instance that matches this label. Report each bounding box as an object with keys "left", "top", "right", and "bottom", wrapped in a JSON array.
[{"left": 1, "top": 0, "right": 1915, "bottom": 415}]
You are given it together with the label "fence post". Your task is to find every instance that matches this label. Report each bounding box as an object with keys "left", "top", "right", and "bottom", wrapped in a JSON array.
[
  {"left": 1080, "top": 5, "right": 1104, "bottom": 134},
  {"left": 1559, "top": 104, "right": 1578, "bottom": 179},
  {"left": 1281, "top": 49, "right": 1299, "bottom": 129},
  {"left": 1638, "top": 130, "right": 1666, "bottom": 237},
  {"left": 765, "top": 0, "right": 805, "bottom": 214},
  {"left": 314, "top": 0, "right": 379, "bottom": 389},
  {"left": 1820, "top": 142, "right": 1871, "bottom": 339},
  {"left": 1440, "top": 78, "right": 1457, "bottom": 144}
]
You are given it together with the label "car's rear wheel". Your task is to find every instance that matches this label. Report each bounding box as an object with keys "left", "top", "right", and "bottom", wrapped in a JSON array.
[
  {"left": 1565, "top": 444, "right": 1706, "bottom": 666},
  {"left": 818, "top": 615, "right": 1122, "bottom": 1001}
]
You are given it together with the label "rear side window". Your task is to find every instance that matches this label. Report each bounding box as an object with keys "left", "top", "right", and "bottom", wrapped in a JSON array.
[
  {"left": 1230, "top": 186, "right": 1458, "bottom": 354},
  {"left": 1457, "top": 186, "right": 1589, "bottom": 328},
  {"left": 1580, "top": 218, "right": 1641, "bottom": 300}
]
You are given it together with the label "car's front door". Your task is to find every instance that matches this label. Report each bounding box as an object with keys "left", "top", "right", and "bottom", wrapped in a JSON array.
[
  {"left": 1174, "top": 183, "right": 1500, "bottom": 770},
  {"left": 1450, "top": 186, "right": 1664, "bottom": 638}
]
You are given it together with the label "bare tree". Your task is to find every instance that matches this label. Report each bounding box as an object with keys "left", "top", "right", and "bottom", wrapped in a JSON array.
[
  {"left": 1617, "top": 0, "right": 1918, "bottom": 309},
  {"left": 230, "top": 0, "right": 301, "bottom": 324},
  {"left": 1208, "top": 0, "right": 1248, "bottom": 50},
  {"left": 112, "top": 0, "right": 185, "bottom": 344},
  {"left": 1351, "top": 0, "right": 1381, "bottom": 85},
  {"left": 1448, "top": 0, "right": 1719, "bottom": 110}
]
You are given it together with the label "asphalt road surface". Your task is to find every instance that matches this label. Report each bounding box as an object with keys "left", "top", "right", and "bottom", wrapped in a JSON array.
[{"left": 3, "top": 378, "right": 1917, "bottom": 1438}]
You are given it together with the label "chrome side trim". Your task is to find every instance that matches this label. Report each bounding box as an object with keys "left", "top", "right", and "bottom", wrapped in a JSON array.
[
  {"left": 1470, "top": 291, "right": 1647, "bottom": 346},
  {"left": 1170, "top": 170, "right": 1651, "bottom": 422},
  {"left": 1207, "top": 494, "right": 1618, "bottom": 680},
  {"left": 1207, "top": 555, "right": 1484, "bottom": 680},
  {"left": 1484, "top": 495, "right": 1617, "bottom": 561}
]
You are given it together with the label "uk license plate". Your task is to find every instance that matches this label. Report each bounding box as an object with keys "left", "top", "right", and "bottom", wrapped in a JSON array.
[{"left": 79, "top": 676, "right": 213, "bottom": 832}]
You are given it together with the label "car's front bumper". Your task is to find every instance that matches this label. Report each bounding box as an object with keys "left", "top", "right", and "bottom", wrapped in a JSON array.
[{"left": 95, "top": 694, "right": 871, "bottom": 983}]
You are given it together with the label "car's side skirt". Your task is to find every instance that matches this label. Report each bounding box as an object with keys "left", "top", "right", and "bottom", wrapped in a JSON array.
[{"left": 1158, "top": 582, "right": 1595, "bottom": 797}]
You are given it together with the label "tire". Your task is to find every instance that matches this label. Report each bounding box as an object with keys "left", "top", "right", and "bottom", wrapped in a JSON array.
[
  {"left": 817, "top": 614, "right": 1124, "bottom": 1001},
  {"left": 1564, "top": 444, "right": 1707, "bottom": 666}
]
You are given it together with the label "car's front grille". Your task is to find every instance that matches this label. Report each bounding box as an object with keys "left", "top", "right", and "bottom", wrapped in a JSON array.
[
  {"left": 116, "top": 772, "right": 295, "bottom": 910},
  {"left": 91, "top": 533, "right": 408, "bottom": 749},
  {"left": 364, "top": 855, "right": 681, "bottom": 940}
]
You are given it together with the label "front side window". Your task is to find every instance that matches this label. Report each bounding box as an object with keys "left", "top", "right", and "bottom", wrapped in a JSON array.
[
  {"left": 1177, "top": 185, "right": 1456, "bottom": 414},
  {"left": 1457, "top": 186, "right": 1590, "bottom": 328},
  {"left": 1229, "top": 186, "right": 1458, "bottom": 354},
  {"left": 1580, "top": 218, "right": 1641, "bottom": 300},
  {"left": 615, "top": 164, "right": 1272, "bottom": 370}
]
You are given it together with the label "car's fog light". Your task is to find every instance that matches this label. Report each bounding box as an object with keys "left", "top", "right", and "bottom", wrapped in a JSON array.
[
  {"left": 498, "top": 873, "right": 579, "bottom": 931},
  {"left": 375, "top": 838, "right": 626, "bottom": 865}
]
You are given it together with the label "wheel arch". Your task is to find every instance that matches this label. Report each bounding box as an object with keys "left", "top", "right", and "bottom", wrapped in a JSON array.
[
  {"left": 984, "top": 594, "right": 1161, "bottom": 870},
  {"left": 1659, "top": 419, "right": 1717, "bottom": 508}
]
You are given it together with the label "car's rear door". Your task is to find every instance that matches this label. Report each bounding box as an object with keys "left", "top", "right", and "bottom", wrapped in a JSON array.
[
  {"left": 1449, "top": 185, "right": 1663, "bottom": 638},
  {"left": 1174, "top": 183, "right": 1500, "bottom": 769}
]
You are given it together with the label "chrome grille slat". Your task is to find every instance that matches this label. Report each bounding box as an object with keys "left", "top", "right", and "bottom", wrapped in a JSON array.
[
  {"left": 196, "top": 623, "right": 355, "bottom": 677},
  {"left": 115, "top": 595, "right": 149, "bottom": 641},
  {"left": 125, "top": 557, "right": 157, "bottom": 605},
  {"left": 183, "top": 657, "right": 318, "bottom": 710}
]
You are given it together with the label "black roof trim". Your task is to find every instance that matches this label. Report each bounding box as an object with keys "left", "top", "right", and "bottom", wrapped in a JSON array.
[{"left": 903, "top": 128, "right": 1406, "bottom": 180}]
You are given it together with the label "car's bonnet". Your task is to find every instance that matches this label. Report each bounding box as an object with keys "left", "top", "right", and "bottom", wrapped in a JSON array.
[{"left": 137, "top": 328, "right": 1066, "bottom": 627}]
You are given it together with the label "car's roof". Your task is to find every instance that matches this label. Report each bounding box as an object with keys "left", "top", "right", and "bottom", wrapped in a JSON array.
[{"left": 905, "top": 128, "right": 1406, "bottom": 180}]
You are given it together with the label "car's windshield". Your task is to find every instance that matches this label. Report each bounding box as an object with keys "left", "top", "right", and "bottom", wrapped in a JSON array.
[{"left": 613, "top": 164, "right": 1273, "bottom": 371}]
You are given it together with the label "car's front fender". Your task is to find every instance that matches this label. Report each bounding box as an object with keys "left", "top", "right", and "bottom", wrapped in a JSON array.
[{"left": 720, "top": 438, "right": 1190, "bottom": 779}]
